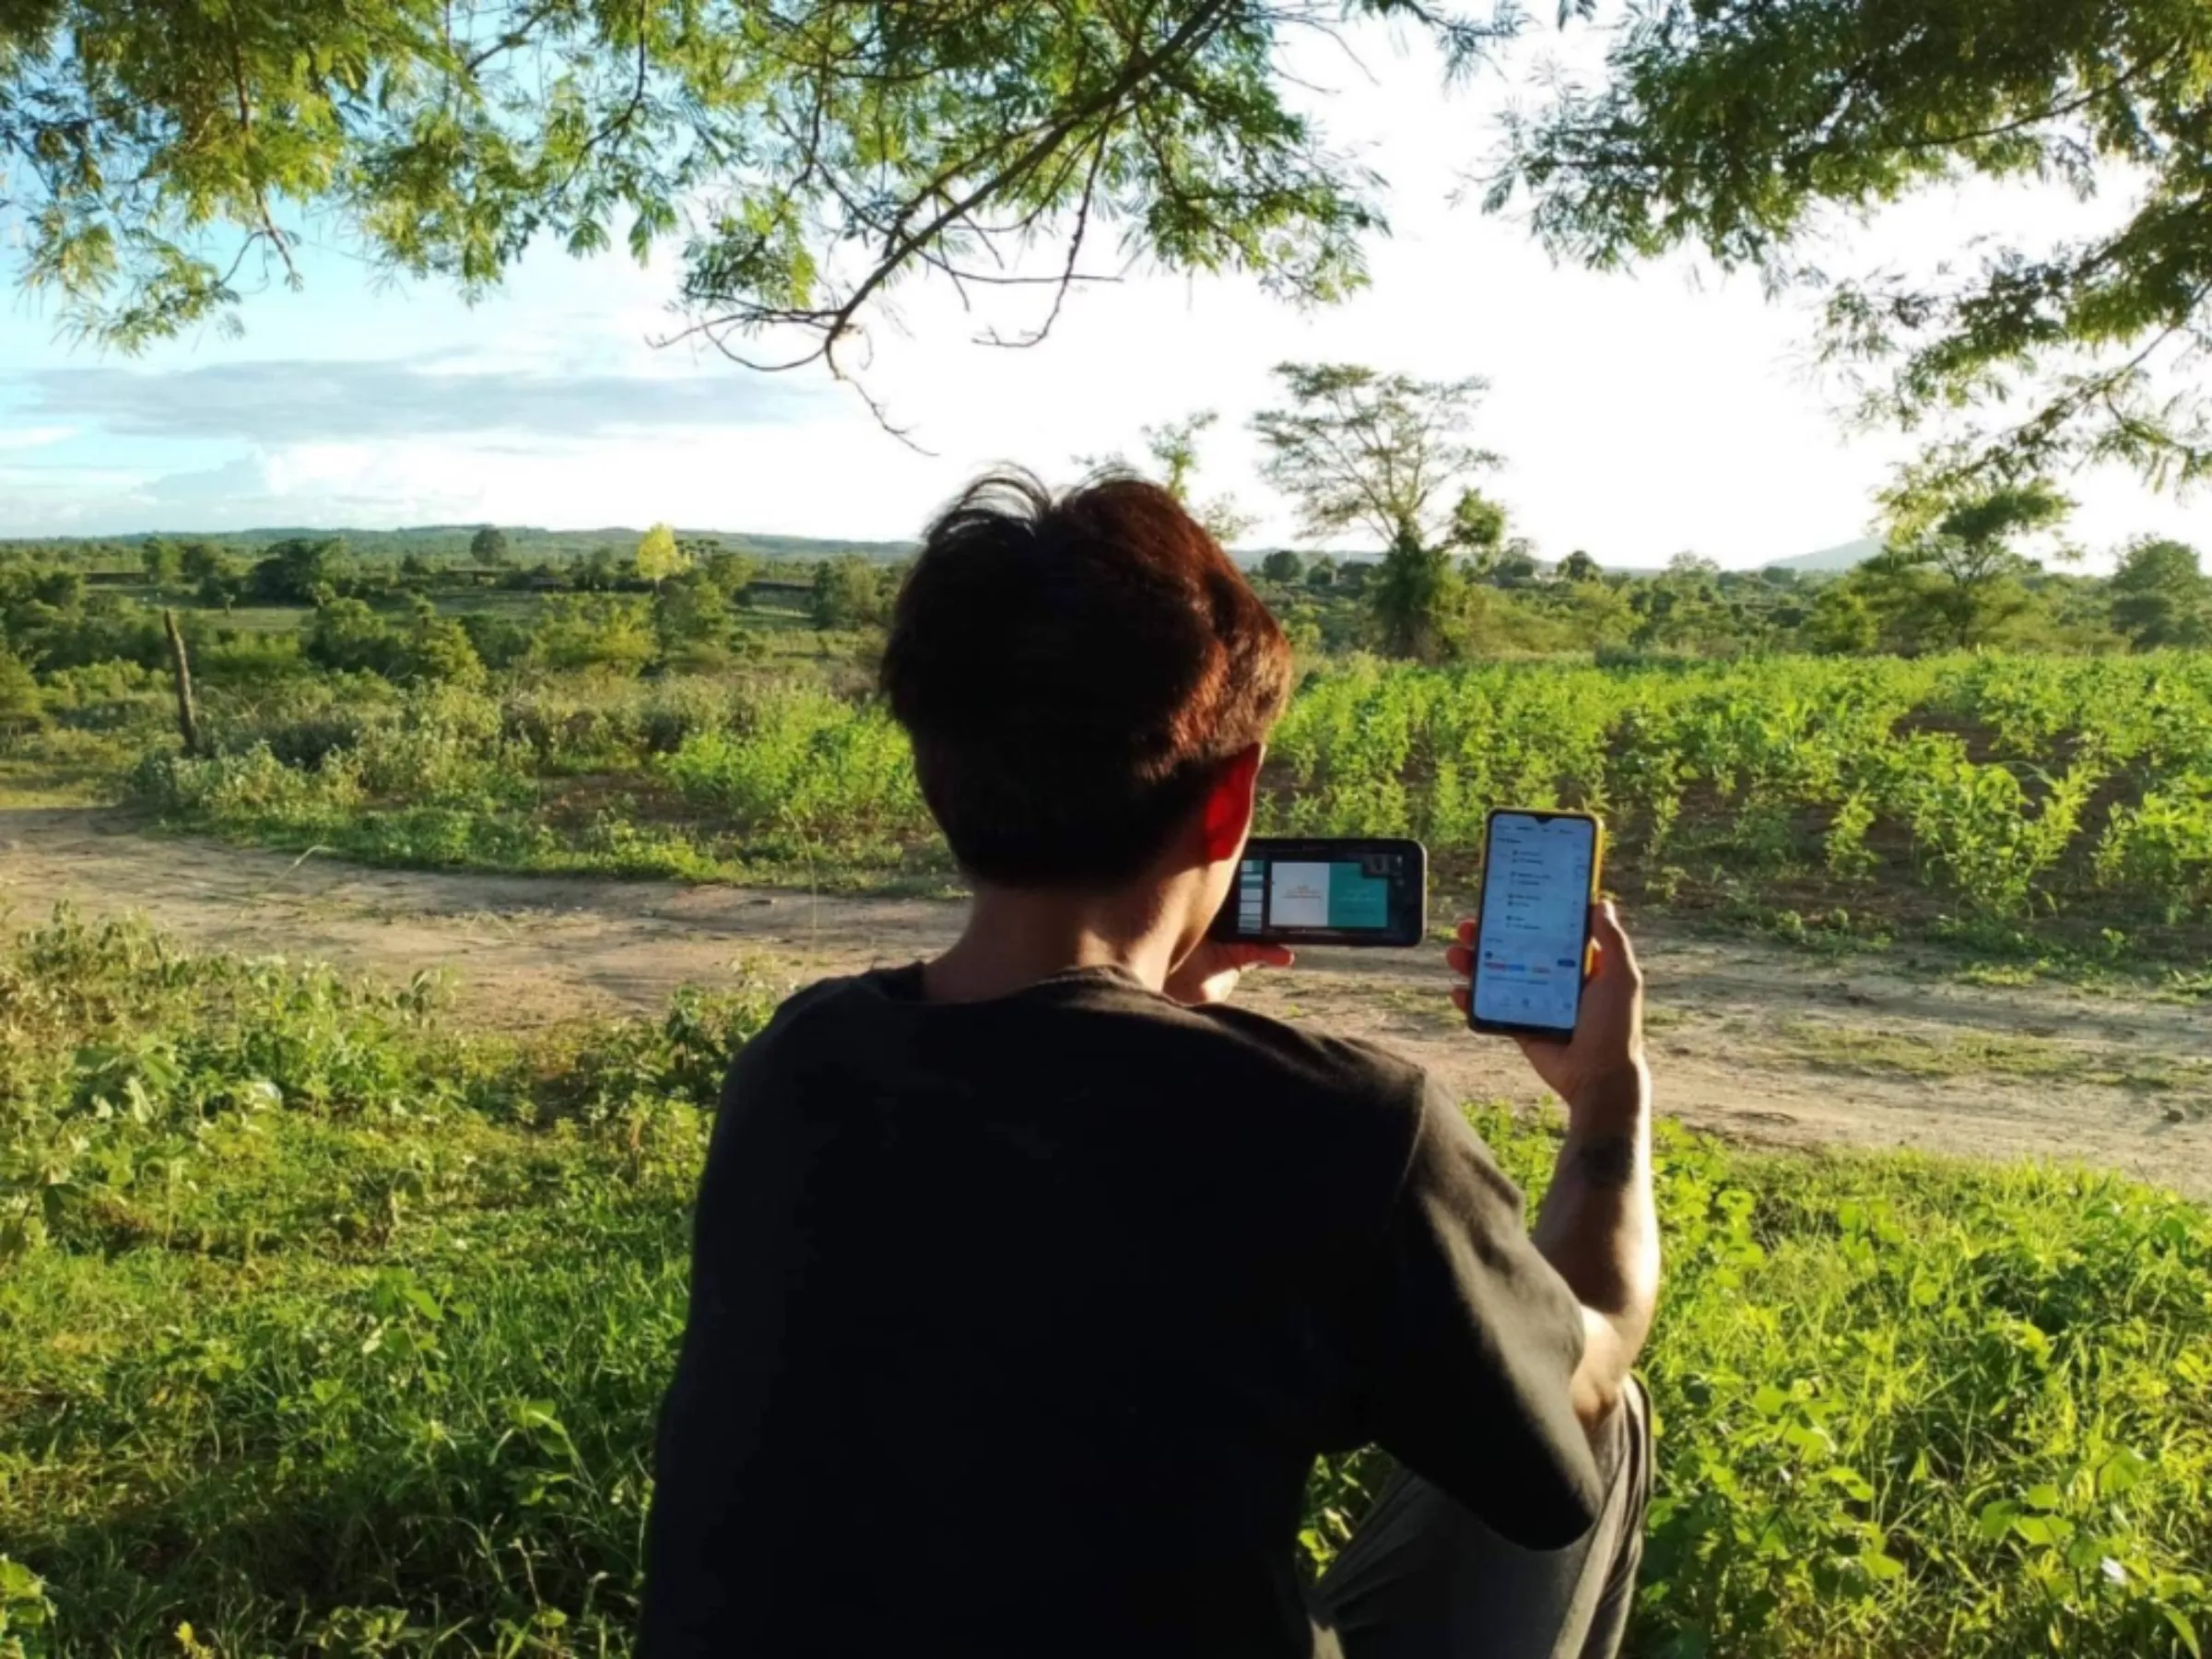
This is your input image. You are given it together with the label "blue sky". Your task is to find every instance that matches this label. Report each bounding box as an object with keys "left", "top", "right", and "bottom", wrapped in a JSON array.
[{"left": 5, "top": 25, "right": 2209, "bottom": 569}]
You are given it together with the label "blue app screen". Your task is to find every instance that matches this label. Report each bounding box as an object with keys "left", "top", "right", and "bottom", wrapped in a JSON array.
[{"left": 1473, "top": 815, "right": 1594, "bottom": 1031}]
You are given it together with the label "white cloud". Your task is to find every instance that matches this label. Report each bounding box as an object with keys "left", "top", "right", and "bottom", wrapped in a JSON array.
[
  {"left": 0, "top": 426, "right": 76, "bottom": 451},
  {"left": 27, "top": 359, "right": 825, "bottom": 444}
]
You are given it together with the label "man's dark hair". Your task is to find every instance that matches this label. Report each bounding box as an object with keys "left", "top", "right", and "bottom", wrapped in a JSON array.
[{"left": 883, "top": 471, "right": 1292, "bottom": 888}]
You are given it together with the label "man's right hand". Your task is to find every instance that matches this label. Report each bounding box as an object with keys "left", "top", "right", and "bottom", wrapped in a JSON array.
[
  {"left": 1454, "top": 900, "right": 1659, "bottom": 1433},
  {"left": 1448, "top": 900, "right": 1648, "bottom": 1117}
]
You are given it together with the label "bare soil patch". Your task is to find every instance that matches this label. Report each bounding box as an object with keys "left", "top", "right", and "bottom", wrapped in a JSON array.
[{"left": 6, "top": 806, "right": 2206, "bottom": 1195}]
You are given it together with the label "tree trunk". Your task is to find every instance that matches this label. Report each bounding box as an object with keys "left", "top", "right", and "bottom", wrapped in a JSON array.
[{"left": 162, "top": 608, "right": 202, "bottom": 758}]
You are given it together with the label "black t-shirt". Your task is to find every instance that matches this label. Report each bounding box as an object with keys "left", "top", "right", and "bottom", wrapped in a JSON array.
[{"left": 641, "top": 964, "right": 1598, "bottom": 1657}]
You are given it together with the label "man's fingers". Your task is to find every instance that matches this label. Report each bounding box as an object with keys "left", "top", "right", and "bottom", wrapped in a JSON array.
[
  {"left": 1450, "top": 985, "right": 1469, "bottom": 1015},
  {"left": 1232, "top": 944, "right": 1295, "bottom": 971},
  {"left": 1589, "top": 900, "right": 1642, "bottom": 985},
  {"left": 1445, "top": 943, "right": 1473, "bottom": 976}
]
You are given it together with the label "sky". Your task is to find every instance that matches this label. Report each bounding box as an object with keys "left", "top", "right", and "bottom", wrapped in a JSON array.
[{"left": 4, "top": 21, "right": 2211, "bottom": 570}]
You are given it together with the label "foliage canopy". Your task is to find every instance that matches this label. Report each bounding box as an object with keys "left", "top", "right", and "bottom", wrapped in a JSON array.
[
  {"left": 0, "top": 0, "right": 1510, "bottom": 382},
  {"left": 1493, "top": 0, "right": 2212, "bottom": 498}
]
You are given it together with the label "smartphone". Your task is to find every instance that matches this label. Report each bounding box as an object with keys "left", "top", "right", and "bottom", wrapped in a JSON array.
[
  {"left": 1467, "top": 810, "right": 1605, "bottom": 1040},
  {"left": 1210, "top": 838, "right": 1428, "bottom": 948}
]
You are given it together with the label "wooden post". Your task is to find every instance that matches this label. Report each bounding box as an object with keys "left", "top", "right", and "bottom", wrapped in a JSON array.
[{"left": 162, "top": 608, "right": 201, "bottom": 758}]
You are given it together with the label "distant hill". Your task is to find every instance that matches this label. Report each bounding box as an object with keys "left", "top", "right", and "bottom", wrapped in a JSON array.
[{"left": 1767, "top": 536, "right": 1882, "bottom": 573}]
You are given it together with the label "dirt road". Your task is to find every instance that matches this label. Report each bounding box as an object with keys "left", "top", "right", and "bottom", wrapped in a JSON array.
[{"left": 5, "top": 806, "right": 2207, "bottom": 1194}]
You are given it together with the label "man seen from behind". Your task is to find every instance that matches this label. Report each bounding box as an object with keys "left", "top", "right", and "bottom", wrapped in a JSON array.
[{"left": 642, "top": 473, "right": 1661, "bottom": 1658}]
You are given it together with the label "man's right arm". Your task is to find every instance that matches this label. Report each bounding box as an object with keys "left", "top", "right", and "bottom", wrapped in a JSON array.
[
  {"left": 1453, "top": 901, "right": 1660, "bottom": 1435},
  {"left": 1531, "top": 1065, "right": 1656, "bottom": 1431}
]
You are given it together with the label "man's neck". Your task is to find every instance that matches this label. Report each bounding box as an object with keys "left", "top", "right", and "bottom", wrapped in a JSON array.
[{"left": 923, "top": 880, "right": 1191, "bottom": 1003}]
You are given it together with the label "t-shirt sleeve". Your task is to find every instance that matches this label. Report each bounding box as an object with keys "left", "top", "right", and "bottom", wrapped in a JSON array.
[{"left": 1349, "top": 1078, "right": 1605, "bottom": 1549}]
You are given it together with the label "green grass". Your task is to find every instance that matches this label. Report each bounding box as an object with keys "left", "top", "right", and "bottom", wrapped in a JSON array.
[{"left": 4, "top": 916, "right": 2208, "bottom": 1656}]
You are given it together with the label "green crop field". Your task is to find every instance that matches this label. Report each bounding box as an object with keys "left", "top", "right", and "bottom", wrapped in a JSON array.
[
  {"left": 100, "top": 650, "right": 2212, "bottom": 979},
  {"left": 3, "top": 915, "right": 2206, "bottom": 1657}
]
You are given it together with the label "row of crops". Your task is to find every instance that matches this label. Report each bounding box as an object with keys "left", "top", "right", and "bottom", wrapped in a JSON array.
[
  {"left": 125, "top": 653, "right": 2212, "bottom": 927},
  {"left": 1263, "top": 653, "right": 2212, "bottom": 922}
]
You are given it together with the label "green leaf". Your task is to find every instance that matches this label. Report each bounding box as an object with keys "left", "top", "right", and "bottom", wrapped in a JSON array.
[
  {"left": 2022, "top": 1482, "right": 2065, "bottom": 1512},
  {"left": 1861, "top": 1548, "right": 1907, "bottom": 1582},
  {"left": 2098, "top": 1447, "right": 2149, "bottom": 1498},
  {"left": 1827, "top": 1468, "right": 1877, "bottom": 1503},
  {"left": 2165, "top": 1607, "right": 2203, "bottom": 1659}
]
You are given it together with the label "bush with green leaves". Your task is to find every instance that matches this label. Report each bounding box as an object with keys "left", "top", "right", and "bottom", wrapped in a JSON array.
[{"left": 658, "top": 685, "right": 928, "bottom": 853}]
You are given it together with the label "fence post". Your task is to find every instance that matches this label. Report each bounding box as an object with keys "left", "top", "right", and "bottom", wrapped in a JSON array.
[{"left": 162, "top": 608, "right": 202, "bottom": 758}]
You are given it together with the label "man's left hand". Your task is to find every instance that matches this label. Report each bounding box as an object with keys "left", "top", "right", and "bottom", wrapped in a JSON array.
[{"left": 1165, "top": 940, "right": 1294, "bottom": 1006}]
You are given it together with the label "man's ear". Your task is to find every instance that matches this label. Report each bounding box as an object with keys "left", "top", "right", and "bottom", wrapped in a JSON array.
[{"left": 1199, "top": 746, "right": 1265, "bottom": 865}]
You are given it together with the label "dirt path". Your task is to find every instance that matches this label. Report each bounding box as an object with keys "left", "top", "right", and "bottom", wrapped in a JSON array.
[{"left": 6, "top": 806, "right": 2208, "bottom": 1195}]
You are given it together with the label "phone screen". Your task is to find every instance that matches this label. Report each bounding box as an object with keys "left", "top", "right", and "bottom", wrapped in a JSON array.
[
  {"left": 1472, "top": 813, "right": 1598, "bottom": 1033},
  {"left": 1238, "top": 854, "right": 1394, "bottom": 932},
  {"left": 1214, "top": 839, "right": 1427, "bottom": 948}
]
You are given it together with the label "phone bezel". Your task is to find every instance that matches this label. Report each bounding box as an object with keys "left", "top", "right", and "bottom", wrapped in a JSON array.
[
  {"left": 1466, "top": 809, "right": 1606, "bottom": 1041},
  {"left": 1209, "top": 837, "right": 1429, "bottom": 949}
]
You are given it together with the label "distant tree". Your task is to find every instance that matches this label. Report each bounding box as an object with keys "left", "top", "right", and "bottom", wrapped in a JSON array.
[
  {"left": 655, "top": 571, "right": 735, "bottom": 669},
  {"left": 1880, "top": 479, "right": 2073, "bottom": 648},
  {"left": 1253, "top": 363, "right": 1502, "bottom": 661},
  {"left": 179, "top": 542, "right": 229, "bottom": 585},
  {"left": 532, "top": 595, "right": 656, "bottom": 675},
  {"left": 140, "top": 539, "right": 182, "bottom": 586},
  {"left": 636, "top": 524, "right": 689, "bottom": 585},
  {"left": 1802, "top": 581, "right": 1881, "bottom": 655},
  {"left": 302, "top": 598, "right": 399, "bottom": 677},
  {"left": 399, "top": 551, "right": 435, "bottom": 580},
  {"left": 1632, "top": 553, "right": 1735, "bottom": 653},
  {"left": 2109, "top": 537, "right": 2212, "bottom": 649},
  {"left": 469, "top": 526, "right": 512, "bottom": 566},
  {"left": 0, "top": 649, "right": 42, "bottom": 730},
  {"left": 1488, "top": 542, "right": 1542, "bottom": 588},
  {"left": 1138, "top": 412, "right": 1212, "bottom": 501},
  {"left": 1557, "top": 549, "right": 1603, "bottom": 584},
  {"left": 1364, "top": 536, "right": 1453, "bottom": 660},
  {"left": 1259, "top": 549, "right": 1304, "bottom": 584},
  {"left": 1164, "top": 422, "right": 1257, "bottom": 549},
  {"left": 1081, "top": 410, "right": 1257, "bottom": 547},
  {"left": 811, "top": 557, "right": 892, "bottom": 630},
  {"left": 250, "top": 538, "right": 348, "bottom": 605},
  {"left": 1304, "top": 556, "right": 1337, "bottom": 591},
  {"left": 459, "top": 612, "right": 535, "bottom": 672},
  {"left": 575, "top": 547, "right": 623, "bottom": 593},
  {"left": 395, "top": 599, "right": 487, "bottom": 685},
  {"left": 700, "top": 548, "right": 761, "bottom": 597},
  {"left": 1833, "top": 550, "right": 1948, "bottom": 654},
  {"left": 1447, "top": 490, "right": 1510, "bottom": 576},
  {"left": 1551, "top": 576, "right": 1637, "bottom": 651}
]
